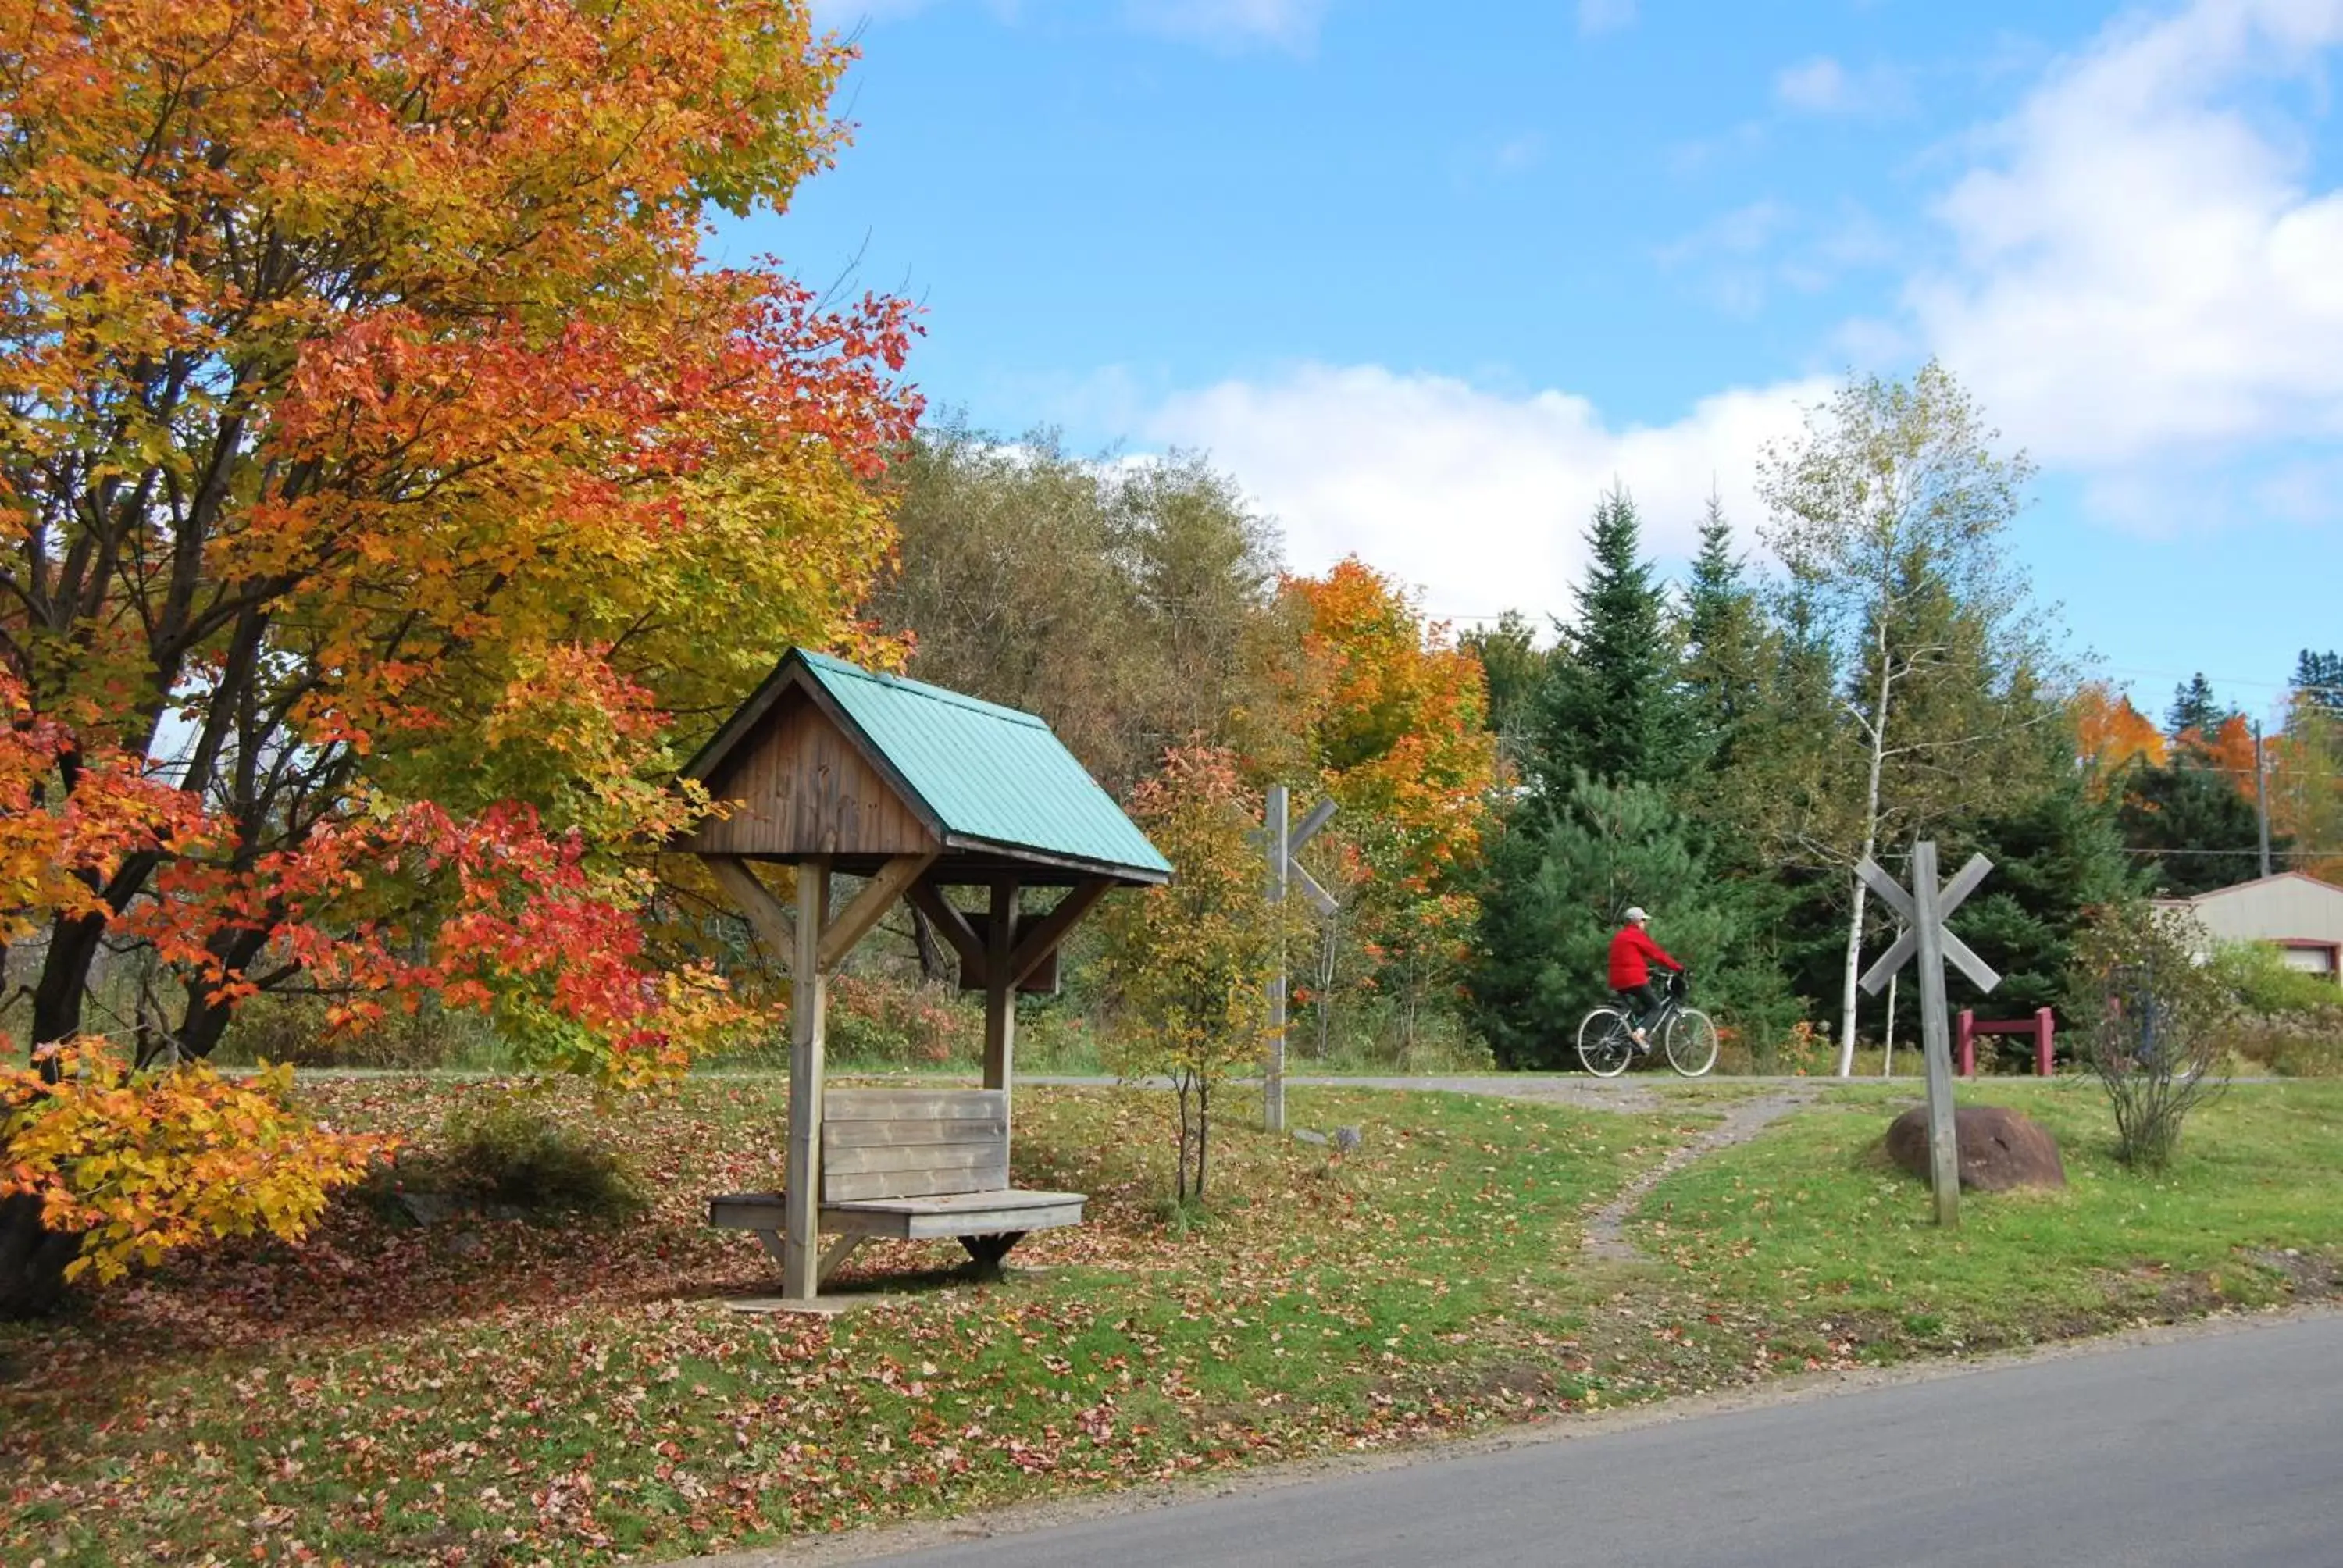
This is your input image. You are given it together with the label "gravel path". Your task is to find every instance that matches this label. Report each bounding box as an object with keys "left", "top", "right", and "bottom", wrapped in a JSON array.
[{"left": 1579, "top": 1089, "right": 1821, "bottom": 1263}]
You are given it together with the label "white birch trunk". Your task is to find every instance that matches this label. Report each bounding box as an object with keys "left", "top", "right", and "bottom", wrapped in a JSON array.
[{"left": 1836, "top": 636, "right": 1894, "bottom": 1078}]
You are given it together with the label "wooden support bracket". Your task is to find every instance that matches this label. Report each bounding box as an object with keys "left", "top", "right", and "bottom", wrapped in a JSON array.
[
  {"left": 907, "top": 878, "right": 988, "bottom": 979},
  {"left": 1003, "top": 877, "right": 1113, "bottom": 990},
  {"left": 708, "top": 856, "right": 797, "bottom": 975},
  {"left": 817, "top": 853, "right": 939, "bottom": 973},
  {"left": 816, "top": 1233, "right": 865, "bottom": 1286}
]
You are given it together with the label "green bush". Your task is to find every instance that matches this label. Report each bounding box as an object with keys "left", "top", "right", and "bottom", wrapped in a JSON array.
[
  {"left": 215, "top": 992, "right": 501, "bottom": 1071},
  {"left": 436, "top": 1100, "right": 648, "bottom": 1220},
  {"left": 2210, "top": 941, "right": 2343, "bottom": 1015}
]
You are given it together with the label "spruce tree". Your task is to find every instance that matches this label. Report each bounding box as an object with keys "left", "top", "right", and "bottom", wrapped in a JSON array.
[
  {"left": 1470, "top": 775, "right": 1780, "bottom": 1068},
  {"left": 2117, "top": 761, "right": 2284, "bottom": 894},
  {"left": 1530, "top": 485, "right": 1682, "bottom": 794},
  {"left": 2294, "top": 649, "right": 2343, "bottom": 718},
  {"left": 1680, "top": 493, "right": 1768, "bottom": 775},
  {"left": 2166, "top": 672, "right": 2229, "bottom": 740}
]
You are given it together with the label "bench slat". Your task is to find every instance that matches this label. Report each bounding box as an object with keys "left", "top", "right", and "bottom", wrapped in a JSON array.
[
  {"left": 823, "top": 1141, "right": 1007, "bottom": 1178},
  {"left": 824, "top": 1117, "right": 1007, "bottom": 1149},
  {"left": 825, "top": 1160, "right": 1007, "bottom": 1203},
  {"left": 825, "top": 1089, "right": 1004, "bottom": 1121}
]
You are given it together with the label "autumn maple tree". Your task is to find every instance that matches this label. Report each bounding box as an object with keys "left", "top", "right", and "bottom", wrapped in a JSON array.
[
  {"left": 1278, "top": 558, "right": 1496, "bottom": 1051},
  {"left": 0, "top": 0, "right": 919, "bottom": 1313},
  {"left": 1093, "top": 747, "right": 1296, "bottom": 1203}
]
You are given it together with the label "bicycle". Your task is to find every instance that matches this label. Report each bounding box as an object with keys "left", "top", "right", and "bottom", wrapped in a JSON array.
[{"left": 1575, "top": 971, "right": 1719, "bottom": 1078}]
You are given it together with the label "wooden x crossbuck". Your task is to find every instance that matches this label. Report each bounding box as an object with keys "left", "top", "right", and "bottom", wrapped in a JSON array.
[{"left": 1856, "top": 841, "right": 2001, "bottom": 1228}]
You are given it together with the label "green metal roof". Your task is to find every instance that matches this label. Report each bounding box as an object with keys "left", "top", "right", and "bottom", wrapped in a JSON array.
[{"left": 690, "top": 650, "right": 1170, "bottom": 882}]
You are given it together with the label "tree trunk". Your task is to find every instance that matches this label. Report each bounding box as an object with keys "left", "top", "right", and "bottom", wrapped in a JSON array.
[
  {"left": 30, "top": 908, "right": 107, "bottom": 1052},
  {"left": 0, "top": 1192, "right": 80, "bottom": 1320},
  {"left": 1836, "top": 647, "right": 1895, "bottom": 1078},
  {"left": 909, "top": 905, "right": 949, "bottom": 985}
]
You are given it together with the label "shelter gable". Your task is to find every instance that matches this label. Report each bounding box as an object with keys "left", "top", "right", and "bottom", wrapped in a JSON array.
[{"left": 683, "top": 687, "right": 939, "bottom": 859}]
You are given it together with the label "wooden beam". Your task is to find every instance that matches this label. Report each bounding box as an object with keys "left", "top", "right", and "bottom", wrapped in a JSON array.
[
  {"left": 982, "top": 879, "right": 1019, "bottom": 1095},
  {"left": 815, "top": 1233, "right": 864, "bottom": 1286},
  {"left": 816, "top": 853, "right": 939, "bottom": 974},
  {"left": 1004, "top": 877, "right": 1113, "bottom": 989},
  {"left": 783, "top": 859, "right": 831, "bottom": 1299},
  {"left": 707, "top": 856, "right": 796, "bottom": 975},
  {"left": 906, "top": 878, "right": 986, "bottom": 977}
]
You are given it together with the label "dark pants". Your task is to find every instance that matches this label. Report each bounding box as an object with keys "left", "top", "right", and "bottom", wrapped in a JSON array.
[{"left": 1616, "top": 982, "right": 1661, "bottom": 1036}]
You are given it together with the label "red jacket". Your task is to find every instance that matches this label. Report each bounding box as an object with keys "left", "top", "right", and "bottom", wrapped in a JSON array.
[{"left": 1608, "top": 925, "right": 1681, "bottom": 989}]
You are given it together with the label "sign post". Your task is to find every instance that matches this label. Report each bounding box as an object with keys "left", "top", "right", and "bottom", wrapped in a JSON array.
[
  {"left": 1259, "top": 787, "right": 1336, "bottom": 1133},
  {"left": 1856, "top": 842, "right": 1999, "bottom": 1228}
]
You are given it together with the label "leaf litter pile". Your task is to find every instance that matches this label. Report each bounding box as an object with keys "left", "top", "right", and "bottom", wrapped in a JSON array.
[{"left": 9, "top": 1076, "right": 2337, "bottom": 1566}]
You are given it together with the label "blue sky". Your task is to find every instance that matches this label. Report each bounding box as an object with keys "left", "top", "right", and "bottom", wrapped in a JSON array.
[{"left": 722, "top": 0, "right": 2343, "bottom": 724}]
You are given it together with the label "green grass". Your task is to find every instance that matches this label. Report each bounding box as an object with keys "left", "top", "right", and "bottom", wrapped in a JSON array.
[
  {"left": 1, "top": 1078, "right": 1700, "bottom": 1566},
  {"left": 5, "top": 1074, "right": 2336, "bottom": 1566},
  {"left": 1631, "top": 1078, "right": 2343, "bottom": 1368}
]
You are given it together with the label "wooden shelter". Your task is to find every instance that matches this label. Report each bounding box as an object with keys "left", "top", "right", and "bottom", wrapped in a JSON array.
[{"left": 683, "top": 649, "right": 1169, "bottom": 1303}]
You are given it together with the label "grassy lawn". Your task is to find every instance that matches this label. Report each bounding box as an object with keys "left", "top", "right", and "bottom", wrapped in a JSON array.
[
  {"left": 1621, "top": 1078, "right": 2343, "bottom": 1377},
  {"left": 4, "top": 1074, "right": 2336, "bottom": 1567},
  {"left": 1, "top": 1078, "right": 1701, "bottom": 1566}
]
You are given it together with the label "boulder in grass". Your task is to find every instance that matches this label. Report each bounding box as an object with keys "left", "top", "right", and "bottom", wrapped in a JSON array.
[{"left": 1885, "top": 1104, "right": 2067, "bottom": 1192}]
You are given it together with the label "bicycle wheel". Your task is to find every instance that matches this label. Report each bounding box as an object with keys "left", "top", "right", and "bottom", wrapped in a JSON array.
[
  {"left": 1577, "top": 1008, "right": 1635, "bottom": 1078},
  {"left": 1664, "top": 1008, "right": 1720, "bottom": 1078}
]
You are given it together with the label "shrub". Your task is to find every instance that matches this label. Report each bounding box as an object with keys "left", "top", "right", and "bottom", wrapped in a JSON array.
[
  {"left": 435, "top": 1099, "right": 647, "bottom": 1220},
  {"left": 2068, "top": 903, "right": 2227, "bottom": 1171},
  {"left": 214, "top": 992, "right": 497, "bottom": 1071},
  {"left": 2209, "top": 941, "right": 2343, "bottom": 1016},
  {"left": 823, "top": 975, "right": 976, "bottom": 1069}
]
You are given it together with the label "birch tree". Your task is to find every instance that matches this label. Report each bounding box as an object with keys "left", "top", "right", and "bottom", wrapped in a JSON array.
[{"left": 1755, "top": 362, "right": 2049, "bottom": 1076}]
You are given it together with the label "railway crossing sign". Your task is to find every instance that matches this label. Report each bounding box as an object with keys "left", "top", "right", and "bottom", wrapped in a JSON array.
[
  {"left": 1856, "top": 842, "right": 1999, "bottom": 1228},
  {"left": 1257, "top": 786, "right": 1337, "bottom": 1132}
]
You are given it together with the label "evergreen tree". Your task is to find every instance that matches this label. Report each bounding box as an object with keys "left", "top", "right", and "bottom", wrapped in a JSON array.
[
  {"left": 1460, "top": 610, "right": 1555, "bottom": 779},
  {"left": 1470, "top": 775, "right": 1774, "bottom": 1069},
  {"left": 2165, "top": 672, "right": 2230, "bottom": 740},
  {"left": 2294, "top": 649, "right": 2343, "bottom": 718},
  {"left": 1680, "top": 494, "right": 1769, "bottom": 775},
  {"left": 1953, "top": 774, "right": 2152, "bottom": 1035},
  {"left": 2116, "top": 761, "right": 2284, "bottom": 894},
  {"left": 1529, "top": 486, "right": 1682, "bottom": 795}
]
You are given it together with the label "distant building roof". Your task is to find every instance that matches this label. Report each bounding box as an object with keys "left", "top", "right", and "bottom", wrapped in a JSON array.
[{"left": 681, "top": 649, "right": 1170, "bottom": 885}]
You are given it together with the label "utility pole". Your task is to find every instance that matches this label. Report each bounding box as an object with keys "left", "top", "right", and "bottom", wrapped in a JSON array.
[{"left": 2255, "top": 718, "right": 2272, "bottom": 878}]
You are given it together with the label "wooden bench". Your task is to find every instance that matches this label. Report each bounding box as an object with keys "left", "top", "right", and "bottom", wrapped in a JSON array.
[{"left": 709, "top": 1088, "right": 1083, "bottom": 1286}]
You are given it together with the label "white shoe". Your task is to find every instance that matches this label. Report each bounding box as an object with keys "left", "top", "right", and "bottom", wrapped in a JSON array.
[{"left": 1630, "top": 1028, "right": 1649, "bottom": 1049}]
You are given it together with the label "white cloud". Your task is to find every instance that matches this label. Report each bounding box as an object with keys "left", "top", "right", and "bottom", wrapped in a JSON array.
[
  {"left": 1910, "top": 0, "right": 2343, "bottom": 470},
  {"left": 1773, "top": 55, "right": 1913, "bottom": 116},
  {"left": 1136, "top": 365, "right": 1825, "bottom": 620},
  {"left": 1124, "top": 0, "right": 1329, "bottom": 52},
  {"left": 1578, "top": 0, "right": 1636, "bottom": 38}
]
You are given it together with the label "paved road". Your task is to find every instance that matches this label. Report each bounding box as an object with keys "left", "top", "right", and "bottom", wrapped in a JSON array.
[{"left": 847, "top": 1313, "right": 2343, "bottom": 1568}]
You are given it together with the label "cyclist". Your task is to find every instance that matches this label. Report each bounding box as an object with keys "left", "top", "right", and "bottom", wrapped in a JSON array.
[{"left": 1607, "top": 906, "right": 1683, "bottom": 1050}]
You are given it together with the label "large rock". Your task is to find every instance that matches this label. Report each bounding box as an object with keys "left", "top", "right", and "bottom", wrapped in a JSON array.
[{"left": 1885, "top": 1104, "right": 2067, "bottom": 1192}]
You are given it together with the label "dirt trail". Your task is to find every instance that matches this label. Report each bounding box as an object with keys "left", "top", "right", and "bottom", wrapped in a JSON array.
[{"left": 1580, "top": 1090, "right": 1820, "bottom": 1263}]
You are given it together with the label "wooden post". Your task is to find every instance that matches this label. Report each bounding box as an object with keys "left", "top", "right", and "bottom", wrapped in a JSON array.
[
  {"left": 982, "top": 879, "right": 1019, "bottom": 1096},
  {"left": 1910, "top": 840, "right": 1961, "bottom": 1230},
  {"left": 784, "top": 857, "right": 831, "bottom": 1299},
  {"left": 1956, "top": 1009, "right": 1975, "bottom": 1078},
  {"left": 1264, "top": 783, "right": 1289, "bottom": 1135},
  {"left": 2035, "top": 1007, "right": 2056, "bottom": 1078}
]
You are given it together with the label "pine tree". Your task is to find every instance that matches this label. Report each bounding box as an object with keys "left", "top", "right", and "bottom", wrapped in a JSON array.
[
  {"left": 2117, "top": 761, "right": 2285, "bottom": 894},
  {"left": 1530, "top": 486, "right": 1683, "bottom": 794},
  {"left": 2294, "top": 649, "right": 2343, "bottom": 718},
  {"left": 2166, "top": 673, "right": 2230, "bottom": 741},
  {"left": 1953, "top": 774, "right": 2151, "bottom": 1029},
  {"left": 1680, "top": 493, "right": 1769, "bottom": 775},
  {"left": 1460, "top": 610, "right": 1555, "bottom": 779},
  {"left": 1470, "top": 775, "right": 1778, "bottom": 1069}
]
